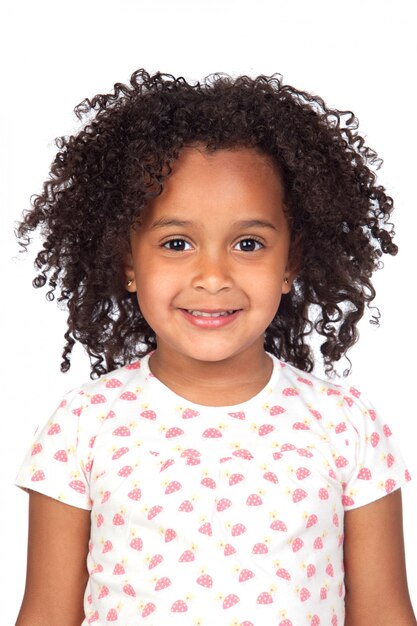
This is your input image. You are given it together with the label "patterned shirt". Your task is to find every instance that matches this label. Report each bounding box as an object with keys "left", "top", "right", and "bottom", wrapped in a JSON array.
[{"left": 15, "top": 352, "right": 410, "bottom": 625}]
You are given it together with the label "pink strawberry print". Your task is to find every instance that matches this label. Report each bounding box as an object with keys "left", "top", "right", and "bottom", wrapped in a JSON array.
[
  {"left": 31, "top": 470, "right": 45, "bottom": 482},
  {"left": 349, "top": 386, "right": 361, "bottom": 398},
  {"left": 128, "top": 487, "right": 141, "bottom": 500},
  {"left": 123, "top": 583, "right": 136, "bottom": 597},
  {"left": 306, "top": 513, "right": 318, "bottom": 528},
  {"left": 47, "top": 423, "right": 61, "bottom": 435},
  {"left": 307, "top": 563, "right": 316, "bottom": 577},
  {"left": 113, "top": 562, "right": 125, "bottom": 575},
  {"left": 228, "top": 411, "right": 246, "bottom": 419},
  {"left": 326, "top": 562, "right": 334, "bottom": 577},
  {"left": 148, "top": 504, "right": 163, "bottom": 519},
  {"left": 335, "top": 456, "right": 348, "bottom": 468},
  {"left": 292, "top": 488, "right": 307, "bottom": 503},
  {"left": 327, "top": 388, "right": 341, "bottom": 396},
  {"left": 282, "top": 443, "right": 296, "bottom": 452},
  {"left": 112, "top": 447, "right": 129, "bottom": 460},
  {"left": 386, "top": 453, "right": 395, "bottom": 468},
  {"left": 223, "top": 593, "right": 240, "bottom": 609},
  {"left": 335, "top": 422, "right": 347, "bottom": 434},
  {"left": 259, "top": 423, "right": 275, "bottom": 436},
  {"left": 106, "top": 608, "right": 118, "bottom": 621},
  {"left": 53, "top": 449, "right": 68, "bottom": 462},
  {"left": 202, "top": 427, "right": 222, "bottom": 438},
  {"left": 276, "top": 567, "right": 291, "bottom": 580},
  {"left": 296, "top": 467, "right": 311, "bottom": 480},
  {"left": 120, "top": 391, "right": 136, "bottom": 401},
  {"left": 293, "top": 422, "right": 310, "bottom": 430},
  {"left": 233, "top": 448, "right": 253, "bottom": 460},
  {"left": 279, "top": 621, "right": 293, "bottom": 626},
  {"left": 165, "top": 480, "right": 182, "bottom": 494},
  {"left": 197, "top": 573, "right": 213, "bottom": 587},
  {"left": 370, "top": 432, "right": 380, "bottom": 448},
  {"left": 102, "top": 540, "right": 113, "bottom": 553},
  {"left": 112, "top": 426, "right": 130, "bottom": 436},
  {"left": 105, "top": 378, "right": 122, "bottom": 388},
  {"left": 229, "top": 473, "right": 245, "bottom": 486},
  {"left": 98, "top": 585, "right": 109, "bottom": 599},
  {"left": 292, "top": 537, "right": 304, "bottom": 552},
  {"left": 224, "top": 543, "right": 236, "bottom": 556},
  {"left": 96, "top": 513, "right": 104, "bottom": 528},
  {"left": 343, "top": 395, "right": 353, "bottom": 407},
  {"left": 91, "top": 394, "right": 107, "bottom": 404},
  {"left": 314, "top": 537, "right": 324, "bottom": 549},
  {"left": 283, "top": 387, "right": 298, "bottom": 396},
  {"left": 160, "top": 458, "right": 175, "bottom": 471},
  {"left": 311, "top": 616, "right": 320, "bottom": 626},
  {"left": 297, "top": 447, "right": 313, "bottom": 458},
  {"left": 270, "top": 519, "right": 287, "bottom": 531},
  {"left": 91, "top": 563, "right": 103, "bottom": 575},
  {"left": 198, "top": 522, "right": 213, "bottom": 535},
  {"left": 179, "top": 549, "right": 195, "bottom": 562},
  {"left": 178, "top": 500, "right": 193, "bottom": 512},
  {"left": 320, "top": 587, "right": 327, "bottom": 599},
  {"left": 129, "top": 537, "right": 143, "bottom": 551},
  {"left": 117, "top": 465, "right": 133, "bottom": 477},
  {"left": 69, "top": 480, "right": 86, "bottom": 494},
  {"left": 342, "top": 494, "right": 355, "bottom": 507},
  {"left": 31, "top": 443, "right": 43, "bottom": 455},
  {"left": 201, "top": 477, "right": 216, "bottom": 489},
  {"left": 171, "top": 599, "right": 188, "bottom": 613},
  {"left": 126, "top": 360, "right": 140, "bottom": 369},
  {"left": 216, "top": 498, "right": 232, "bottom": 512},
  {"left": 256, "top": 591, "right": 273, "bottom": 604},
  {"left": 297, "top": 376, "right": 313, "bottom": 386},
  {"left": 383, "top": 424, "right": 392, "bottom": 437},
  {"left": 140, "top": 409, "right": 156, "bottom": 420},
  {"left": 231, "top": 523, "right": 247, "bottom": 536},
  {"left": 238, "top": 568, "right": 255, "bottom": 582},
  {"left": 263, "top": 471, "right": 279, "bottom": 483},
  {"left": 309, "top": 408, "right": 322, "bottom": 420},
  {"left": 357, "top": 467, "right": 372, "bottom": 480},
  {"left": 385, "top": 478, "right": 396, "bottom": 493},
  {"left": 318, "top": 487, "right": 329, "bottom": 500},
  {"left": 165, "top": 528, "right": 177, "bottom": 542},
  {"left": 182, "top": 408, "right": 200, "bottom": 419},
  {"left": 141, "top": 602, "right": 156, "bottom": 618},
  {"left": 165, "top": 426, "right": 184, "bottom": 438},
  {"left": 269, "top": 405, "right": 286, "bottom": 415},
  {"left": 246, "top": 493, "right": 263, "bottom": 506},
  {"left": 252, "top": 542, "right": 268, "bottom": 554},
  {"left": 112, "top": 513, "right": 124, "bottom": 526},
  {"left": 300, "top": 587, "right": 311, "bottom": 602},
  {"left": 155, "top": 576, "right": 171, "bottom": 590},
  {"left": 149, "top": 554, "right": 164, "bottom": 569}
]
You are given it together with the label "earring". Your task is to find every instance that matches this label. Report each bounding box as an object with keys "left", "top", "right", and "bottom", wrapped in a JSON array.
[
  {"left": 126, "top": 279, "right": 134, "bottom": 288},
  {"left": 284, "top": 277, "right": 289, "bottom": 285}
]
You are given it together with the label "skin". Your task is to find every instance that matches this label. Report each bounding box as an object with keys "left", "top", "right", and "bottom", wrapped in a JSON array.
[{"left": 16, "top": 147, "right": 416, "bottom": 624}]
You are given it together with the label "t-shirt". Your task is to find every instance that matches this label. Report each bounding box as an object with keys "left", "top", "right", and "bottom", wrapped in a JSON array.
[{"left": 15, "top": 352, "right": 410, "bottom": 626}]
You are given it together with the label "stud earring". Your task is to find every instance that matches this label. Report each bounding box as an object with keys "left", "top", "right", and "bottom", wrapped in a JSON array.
[
  {"left": 284, "top": 277, "right": 289, "bottom": 285},
  {"left": 126, "top": 279, "right": 134, "bottom": 288}
]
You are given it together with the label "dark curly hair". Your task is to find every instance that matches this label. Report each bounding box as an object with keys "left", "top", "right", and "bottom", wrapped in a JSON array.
[{"left": 17, "top": 69, "right": 397, "bottom": 378}]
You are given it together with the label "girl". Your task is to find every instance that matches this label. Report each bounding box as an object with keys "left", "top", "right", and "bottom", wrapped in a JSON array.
[{"left": 15, "top": 69, "right": 416, "bottom": 626}]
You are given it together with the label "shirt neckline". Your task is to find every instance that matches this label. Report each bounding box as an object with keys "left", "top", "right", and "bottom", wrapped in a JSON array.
[{"left": 140, "top": 351, "right": 282, "bottom": 412}]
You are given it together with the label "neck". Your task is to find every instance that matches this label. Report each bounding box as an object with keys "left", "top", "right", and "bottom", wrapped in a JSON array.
[{"left": 148, "top": 345, "right": 273, "bottom": 406}]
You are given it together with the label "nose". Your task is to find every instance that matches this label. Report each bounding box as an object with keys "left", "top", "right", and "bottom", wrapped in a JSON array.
[{"left": 191, "top": 250, "right": 234, "bottom": 294}]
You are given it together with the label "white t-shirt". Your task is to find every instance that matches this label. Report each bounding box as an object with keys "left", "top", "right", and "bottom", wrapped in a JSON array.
[{"left": 15, "top": 352, "right": 410, "bottom": 625}]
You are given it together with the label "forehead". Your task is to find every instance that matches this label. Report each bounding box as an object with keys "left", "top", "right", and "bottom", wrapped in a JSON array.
[{"left": 146, "top": 146, "right": 285, "bottom": 218}]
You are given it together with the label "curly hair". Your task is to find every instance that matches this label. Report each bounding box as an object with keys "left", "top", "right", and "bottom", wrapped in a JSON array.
[{"left": 17, "top": 69, "right": 397, "bottom": 378}]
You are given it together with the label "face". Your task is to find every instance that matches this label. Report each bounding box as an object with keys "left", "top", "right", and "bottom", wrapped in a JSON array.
[{"left": 125, "top": 146, "right": 296, "bottom": 369}]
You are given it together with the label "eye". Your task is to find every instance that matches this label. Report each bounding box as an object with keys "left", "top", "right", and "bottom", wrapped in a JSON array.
[
  {"left": 162, "top": 238, "right": 192, "bottom": 251},
  {"left": 234, "top": 238, "right": 264, "bottom": 252}
]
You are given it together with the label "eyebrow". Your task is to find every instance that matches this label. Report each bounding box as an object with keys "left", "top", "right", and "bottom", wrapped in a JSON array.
[{"left": 149, "top": 217, "right": 278, "bottom": 231}]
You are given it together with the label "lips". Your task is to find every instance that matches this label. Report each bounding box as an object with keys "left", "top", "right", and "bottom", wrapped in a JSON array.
[{"left": 179, "top": 308, "right": 242, "bottom": 328}]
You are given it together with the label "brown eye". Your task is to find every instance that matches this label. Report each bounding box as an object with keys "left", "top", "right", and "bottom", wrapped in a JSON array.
[
  {"left": 163, "top": 239, "right": 192, "bottom": 251},
  {"left": 235, "top": 238, "right": 263, "bottom": 252}
]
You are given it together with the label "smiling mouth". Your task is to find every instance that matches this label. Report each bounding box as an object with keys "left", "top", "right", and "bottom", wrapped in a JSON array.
[{"left": 183, "top": 309, "right": 238, "bottom": 318}]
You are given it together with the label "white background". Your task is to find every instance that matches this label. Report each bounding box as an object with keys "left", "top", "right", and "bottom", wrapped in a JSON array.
[{"left": 1, "top": 0, "right": 416, "bottom": 621}]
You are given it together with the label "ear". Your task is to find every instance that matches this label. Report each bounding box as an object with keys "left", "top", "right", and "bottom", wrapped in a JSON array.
[
  {"left": 282, "top": 233, "right": 302, "bottom": 294},
  {"left": 123, "top": 253, "right": 137, "bottom": 292}
]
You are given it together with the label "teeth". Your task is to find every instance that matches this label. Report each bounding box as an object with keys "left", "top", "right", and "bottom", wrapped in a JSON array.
[{"left": 187, "top": 310, "right": 235, "bottom": 318}]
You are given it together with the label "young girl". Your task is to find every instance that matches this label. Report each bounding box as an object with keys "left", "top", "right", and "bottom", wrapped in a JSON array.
[{"left": 15, "top": 69, "right": 416, "bottom": 626}]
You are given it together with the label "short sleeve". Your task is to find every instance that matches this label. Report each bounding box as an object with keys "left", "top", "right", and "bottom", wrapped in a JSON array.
[
  {"left": 15, "top": 390, "right": 93, "bottom": 510},
  {"left": 342, "top": 391, "right": 411, "bottom": 511}
]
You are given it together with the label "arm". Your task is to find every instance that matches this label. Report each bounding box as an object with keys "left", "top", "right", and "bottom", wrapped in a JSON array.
[
  {"left": 344, "top": 488, "right": 416, "bottom": 625},
  {"left": 15, "top": 490, "right": 91, "bottom": 626}
]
